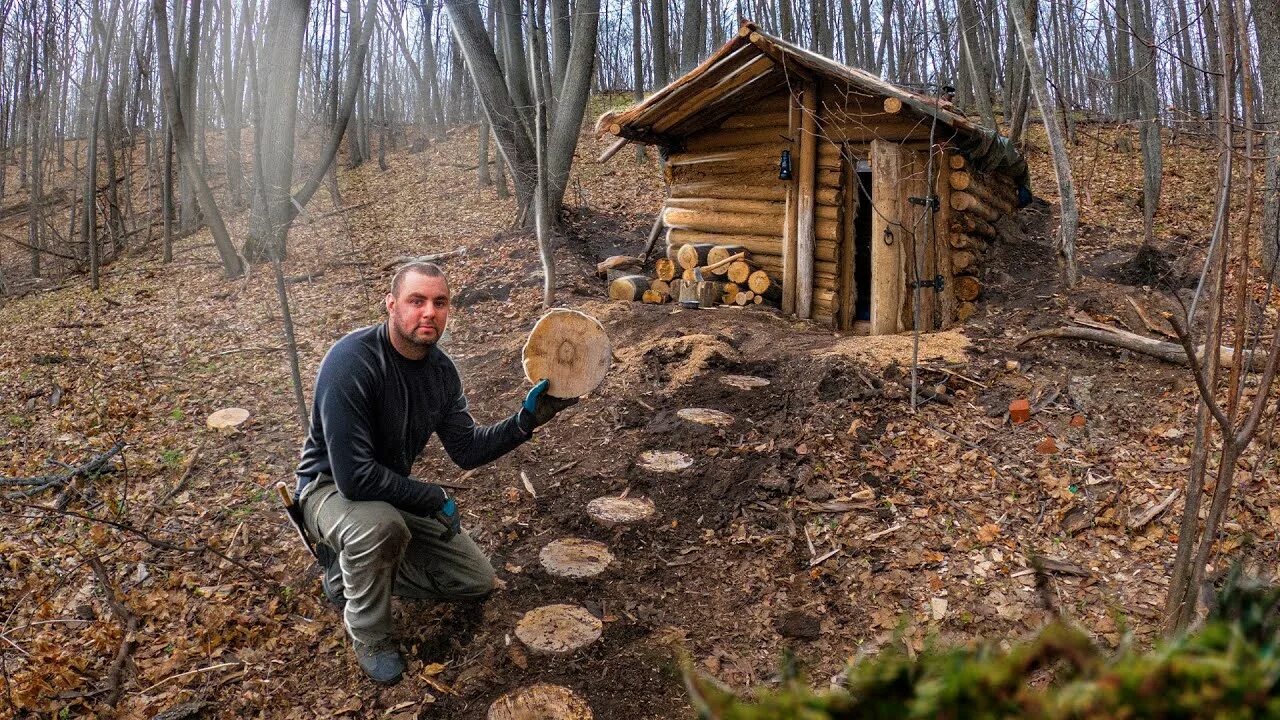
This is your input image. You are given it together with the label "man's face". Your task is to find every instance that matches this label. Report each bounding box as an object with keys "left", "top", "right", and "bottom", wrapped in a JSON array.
[{"left": 386, "top": 272, "right": 449, "bottom": 351}]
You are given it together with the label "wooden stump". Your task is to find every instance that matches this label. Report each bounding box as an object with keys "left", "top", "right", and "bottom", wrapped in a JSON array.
[
  {"left": 515, "top": 604, "right": 602, "bottom": 655},
  {"left": 720, "top": 375, "right": 770, "bottom": 389},
  {"left": 539, "top": 538, "right": 614, "bottom": 579},
  {"left": 488, "top": 685, "right": 593, "bottom": 720},
  {"left": 522, "top": 309, "right": 612, "bottom": 398},
  {"left": 207, "top": 408, "right": 250, "bottom": 432},
  {"left": 587, "top": 496, "right": 656, "bottom": 526},
  {"left": 637, "top": 450, "right": 693, "bottom": 472},
  {"left": 676, "top": 408, "right": 735, "bottom": 427}
]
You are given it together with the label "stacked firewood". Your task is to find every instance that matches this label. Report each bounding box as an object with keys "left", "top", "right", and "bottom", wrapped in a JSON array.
[
  {"left": 946, "top": 153, "right": 1019, "bottom": 320},
  {"left": 600, "top": 243, "right": 782, "bottom": 309}
]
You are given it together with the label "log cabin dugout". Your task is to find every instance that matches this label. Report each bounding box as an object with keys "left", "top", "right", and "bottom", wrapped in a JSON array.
[{"left": 599, "top": 21, "right": 1030, "bottom": 335}]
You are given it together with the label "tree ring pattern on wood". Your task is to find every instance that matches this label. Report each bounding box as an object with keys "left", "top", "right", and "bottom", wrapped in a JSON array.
[
  {"left": 676, "top": 408, "right": 735, "bottom": 427},
  {"left": 636, "top": 450, "right": 693, "bottom": 472},
  {"left": 514, "top": 604, "right": 603, "bottom": 655},
  {"left": 487, "top": 684, "right": 593, "bottom": 720},
  {"left": 586, "top": 496, "right": 656, "bottom": 526},
  {"left": 539, "top": 538, "right": 614, "bottom": 578},
  {"left": 207, "top": 407, "right": 250, "bottom": 431},
  {"left": 522, "top": 309, "right": 612, "bottom": 399},
  {"left": 719, "top": 374, "right": 771, "bottom": 389}
]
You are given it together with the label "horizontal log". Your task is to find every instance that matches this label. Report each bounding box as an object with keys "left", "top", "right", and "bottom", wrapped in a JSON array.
[
  {"left": 670, "top": 181, "right": 787, "bottom": 202},
  {"left": 642, "top": 289, "right": 667, "bottom": 304},
  {"left": 667, "top": 229, "right": 782, "bottom": 257},
  {"left": 676, "top": 242, "right": 716, "bottom": 269},
  {"left": 950, "top": 171, "right": 1015, "bottom": 213},
  {"left": 706, "top": 244, "right": 746, "bottom": 274},
  {"left": 951, "top": 250, "right": 976, "bottom": 272},
  {"left": 816, "top": 187, "right": 840, "bottom": 205},
  {"left": 822, "top": 119, "right": 937, "bottom": 144},
  {"left": 719, "top": 110, "right": 792, "bottom": 129},
  {"left": 751, "top": 252, "right": 838, "bottom": 276},
  {"left": 610, "top": 275, "right": 651, "bottom": 301},
  {"left": 683, "top": 126, "right": 792, "bottom": 152},
  {"left": 948, "top": 153, "right": 966, "bottom": 170},
  {"left": 951, "top": 212, "right": 997, "bottom": 238},
  {"left": 949, "top": 191, "right": 1001, "bottom": 223},
  {"left": 817, "top": 168, "right": 842, "bottom": 188},
  {"left": 726, "top": 260, "right": 755, "bottom": 284},
  {"left": 664, "top": 207, "right": 784, "bottom": 237},
  {"left": 654, "top": 257, "right": 677, "bottom": 281},
  {"left": 950, "top": 232, "right": 989, "bottom": 251},
  {"left": 666, "top": 197, "right": 786, "bottom": 215},
  {"left": 954, "top": 275, "right": 982, "bottom": 302},
  {"left": 955, "top": 301, "right": 976, "bottom": 321},
  {"left": 666, "top": 147, "right": 782, "bottom": 168}
]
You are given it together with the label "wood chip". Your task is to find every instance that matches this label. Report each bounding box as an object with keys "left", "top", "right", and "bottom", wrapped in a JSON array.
[
  {"left": 514, "top": 604, "right": 602, "bottom": 655},
  {"left": 206, "top": 408, "right": 250, "bottom": 431},
  {"left": 487, "top": 684, "right": 593, "bottom": 720},
  {"left": 539, "top": 538, "right": 614, "bottom": 579},
  {"left": 719, "top": 374, "right": 771, "bottom": 389},
  {"left": 637, "top": 450, "right": 693, "bottom": 472},
  {"left": 676, "top": 408, "right": 734, "bottom": 427}
]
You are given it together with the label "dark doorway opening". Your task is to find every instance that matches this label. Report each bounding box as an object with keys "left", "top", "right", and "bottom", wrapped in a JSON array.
[{"left": 854, "top": 169, "right": 873, "bottom": 322}]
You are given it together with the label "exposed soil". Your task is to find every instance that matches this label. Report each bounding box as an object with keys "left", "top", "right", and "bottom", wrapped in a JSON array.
[{"left": 1, "top": 118, "right": 1277, "bottom": 719}]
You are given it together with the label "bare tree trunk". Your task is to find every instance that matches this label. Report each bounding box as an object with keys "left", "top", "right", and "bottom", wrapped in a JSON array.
[
  {"left": 1129, "top": 0, "right": 1162, "bottom": 250},
  {"left": 651, "top": 0, "right": 669, "bottom": 85},
  {"left": 527, "top": 16, "right": 555, "bottom": 308},
  {"left": 958, "top": 0, "right": 998, "bottom": 132},
  {"left": 152, "top": 0, "right": 243, "bottom": 278},
  {"left": 632, "top": 0, "right": 647, "bottom": 163},
  {"left": 1258, "top": 0, "right": 1280, "bottom": 283},
  {"left": 1010, "top": 0, "right": 1078, "bottom": 286}
]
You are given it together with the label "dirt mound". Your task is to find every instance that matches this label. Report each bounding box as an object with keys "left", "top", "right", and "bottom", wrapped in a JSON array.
[{"left": 613, "top": 332, "right": 741, "bottom": 391}]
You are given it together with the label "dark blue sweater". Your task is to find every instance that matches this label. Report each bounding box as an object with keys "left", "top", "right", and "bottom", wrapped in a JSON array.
[{"left": 295, "top": 322, "right": 529, "bottom": 516}]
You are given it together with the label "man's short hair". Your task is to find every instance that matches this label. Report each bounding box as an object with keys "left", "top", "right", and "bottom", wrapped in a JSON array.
[{"left": 390, "top": 262, "right": 448, "bottom": 297}]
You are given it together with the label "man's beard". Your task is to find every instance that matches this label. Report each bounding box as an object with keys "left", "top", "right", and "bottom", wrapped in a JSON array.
[{"left": 392, "top": 319, "right": 439, "bottom": 349}]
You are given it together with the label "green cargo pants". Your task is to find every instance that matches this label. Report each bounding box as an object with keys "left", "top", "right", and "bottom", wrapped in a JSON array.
[{"left": 298, "top": 475, "right": 496, "bottom": 649}]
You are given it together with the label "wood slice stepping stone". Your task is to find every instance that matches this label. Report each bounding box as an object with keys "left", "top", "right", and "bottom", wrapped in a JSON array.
[
  {"left": 514, "top": 604, "right": 602, "bottom": 655},
  {"left": 586, "top": 496, "right": 655, "bottom": 527},
  {"left": 522, "top": 309, "right": 612, "bottom": 399},
  {"left": 719, "top": 374, "right": 771, "bottom": 390},
  {"left": 206, "top": 407, "right": 250, "bottom": 432},
  {"left": 676, "top": 408, "right": 734, "bottom": 427},
  {"left": 488, "top": 684, "right": 593, "bottom": 720},
  {"left": 637, "top": 450, "right": 693, "bottom": 472},
  {"left": 539, "top": 538, "right": 614, "bottom": 578}
]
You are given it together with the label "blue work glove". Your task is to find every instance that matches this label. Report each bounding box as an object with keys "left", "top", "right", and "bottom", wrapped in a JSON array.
[
  {"left": 435, "top": 495, "right": 461, "bottom": 541},
  {"left": 518, "top": 379, "right": 578, "bottom": 434}
]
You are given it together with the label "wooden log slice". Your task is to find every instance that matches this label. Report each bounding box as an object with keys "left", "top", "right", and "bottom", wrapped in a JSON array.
[
  {"left": 539, "top": 538, "right": 614, "bottom": 579},
  {"left": 636, "top": 450, "right": 693, "bottom": 472},
  {"left": 954, "top": 275, "right": 982, "bottom": 302},
  {"left": 514, "top": 604, "right": 602, "bottom": 655},
  {"left": 654, "top": 257, "right": 677, "bottom": 282},
  {"left": 677, "top": 408, "right": 735, "bottom": 426},
  {"left": 641, "top": 289, "right": 666, "bottom": 304},
  {"left": 956, "top": 302, "right": 977, "bottom": 321},
  {"left": 586, "top": 495, "right": 657, "bottom": 526},
  {"left": 706, "top": 244, "right": 746, "bottom": 274},
  {"left": 488, "top": 684, "right": 593, "bottom": 720},
  {"left": 726, "top": 260, "right": 753, "bottom": 285},
  {"left": 682, "top": 268, "right": 697, "bottom": 282},
  {"left": 522, "top": 309, "right": 612, "bottom": 399},
  {"left": 746, "top": 270, "right": 771, "bottom": 294},
  {"left": 649, "top": 279, "right": 671, "bottom": 295},
  {"left": 735, "top": 291, "right": 753, "bottom": 306},
  {"left": 719, "top": 374, "right": 770, "bottom": 389},
  {"left": 208, "top": 408, "right": 250, "bottom": 431},
  {"left": 676, "top": 242, "right": 716, "bottom": 270},
  {"left": 608, "top": 275, "right": 650, "bottom": 301}
]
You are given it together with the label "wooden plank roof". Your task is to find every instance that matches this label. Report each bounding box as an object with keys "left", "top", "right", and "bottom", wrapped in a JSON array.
[{"left": 598, "top": 21, "right": 1030, "bottom": 189}]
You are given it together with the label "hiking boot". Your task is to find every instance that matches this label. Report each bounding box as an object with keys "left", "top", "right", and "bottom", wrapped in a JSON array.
[{"left": 353, "top": 640, "right": 405, "bottom": 685}]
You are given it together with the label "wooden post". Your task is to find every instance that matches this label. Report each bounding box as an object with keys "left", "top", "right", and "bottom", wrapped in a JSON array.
[
  {"left": 794, "top": 81, "right": 819, "bottom": 319},
  {"left": 936, "top": 150, "right": 957, "bottom": 327},
  {"left": 903, "top": 150, "right": 935, "bottom": 331},
  {"left": 781, "top": 92, "right": 800, "bottom": 315},
  {"left": 838, "top": 149, "right": 857, "bottom": 331},
  {"left": 870, "top": 139, "right": 902, "bottom": 335}
]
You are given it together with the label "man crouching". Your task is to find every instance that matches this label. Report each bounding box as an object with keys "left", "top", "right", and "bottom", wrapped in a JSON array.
[{"left": 293, "top": 262, "right": 575, "bottom": 684}]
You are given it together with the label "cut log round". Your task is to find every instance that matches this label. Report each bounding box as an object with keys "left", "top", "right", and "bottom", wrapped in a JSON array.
[
  {"left": 951, "top": 250, "right": 976, "bottom": 272},
  {"left": 676, "top": 242, "right": 716, "bottom": 270},
  {"left": 667, "top": 229, "right": 782, "bottom": 258},
  {"left": 720, "top": 374, "right": 770, "bottom": 389},
  {"left": 207, "top": 408, "right": 250, "bottom": 431},
  {"left": 654, "top": 257, "right": 677, "bottom": 282},
  {"left": 883, "top": 97, "right": 903, "bottom": 114},
  {"left": 746, "top": 270, "right": 771, "bottom": 294},
  {"left": 734, "top": 291, "right": 754, "bottom": 305},
  {"left": 677, "top": 408, "right": 735, "bottom": 426},
  {"left": 726, "top": 260, "right": 754, "bottom": 285},
  {"left": 608, "top": 274, "right": 650, "bottom": 301},
  {"left": 637, "top": 450, "right": 692, "bottom": 472},
  {"left": 948, "top": 153, "right": 966, "bottom": 170},
  {"left": 641, "top": 289, "right": 666, "bottom": 304},
  {"left": 595, "top": 255, "right": 642, "bottom": 278},
  {"left": 954, "top": 275, "right": 982, "bottom": 302},
  {"left": 522, "top": 309, "right": 612, "bottom": 399},
  {"left": 649, "top": 279, "right": 671, "bottom": 295},
  {"left": 587, "top": 495, "right": 657, "bottom": 526},
  {"left": 539, "top": 538, "right": 614, "bottom": 579},
  {"left": 956, "top": 302, "right": 977, "bottom": 321},
  {"left": 515, "top": 604, "right": 602, "bottom": 655},
  {"left": 488, "top": 684, "right": 593, "bottom": 720},
  {"left": 706, "top": 244, "right": 746, "bottom": 273}
]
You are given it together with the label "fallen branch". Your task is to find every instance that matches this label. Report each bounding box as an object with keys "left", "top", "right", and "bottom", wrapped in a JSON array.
[
  {"left": 87, "top": 555, "right": 137, "bottom": 708},
  {"left": 1, "top": 441, "right": 126, "bottom": 498},
  {"left": 307, "top": 199, "right": 375, "bottom": 223},
  {"left": 1016, "top": 325, "right": 1264, "bottom": 371},
  {"left": 1129, "top": 488, "right": 1180, "bottom": 529},
  {"left": 379, "top": 246, "right": 467, "bottom": 271},
  {"left": 210, "top": 346, "right": 284, "bottom": 358}
]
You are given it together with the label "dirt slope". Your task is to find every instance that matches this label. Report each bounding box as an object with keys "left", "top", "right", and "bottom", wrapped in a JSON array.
[{"left": 0, "top": 114, "right": 1277, "bottom": 719}]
